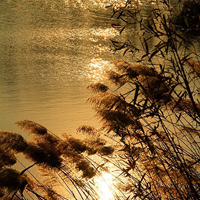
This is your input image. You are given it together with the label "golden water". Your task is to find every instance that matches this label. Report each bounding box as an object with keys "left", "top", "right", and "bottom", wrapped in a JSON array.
[{"left": 0, "top": 0, "right": 129, "bottom": 134}]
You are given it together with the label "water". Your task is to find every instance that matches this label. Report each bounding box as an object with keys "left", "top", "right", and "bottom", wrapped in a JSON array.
[
  {"left": 1, "top": 0, "right": 199, "bottom": 199},
  {"left": 1, "top": 0, "right": 199, "bottom": 136},
  {"left": 0, "top": 0, "right": 129, "bottom": 134}
]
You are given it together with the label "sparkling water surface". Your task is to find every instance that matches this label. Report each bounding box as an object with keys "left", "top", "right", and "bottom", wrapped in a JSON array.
[{"left": 0, "top": 0, "right": 128, "bottom": 134}]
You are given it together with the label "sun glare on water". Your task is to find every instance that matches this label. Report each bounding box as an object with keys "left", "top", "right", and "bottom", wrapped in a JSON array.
[
  {"left": 87, "top": 58, "right": 111, "bottom": 81},
  {"left": 94, "top": 171, "right": 115, "bottom": 200}
]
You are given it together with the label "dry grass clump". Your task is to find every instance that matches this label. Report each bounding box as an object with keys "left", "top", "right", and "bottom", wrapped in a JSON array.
[
  {"left": 0, "top": 168, "right": 28, "bottom": 197},
  {"left": 77, "top": 125, "right": 98, "bottom": 136},
  {"left": 87, "top": 57, "right": 200, "bottom": 199},
  {"left": 106, "top": 69, "right": 127, "bottom": 86},
  {"left": 169, "top": 98, "right": 200, "bottom": 116},
  {"left": 87, "top": 82, "right": 109, "bottom": 93},
  {"left": 187, "top": 59, "right": 200, "bottom": 77},
  {"left": 24, "top": 142, "right": 62, "bottom": 169},
  {"left": 0, "top": 147, "right": 16, "bottom": 168},
  {"left": 0, "top": 131, "right": 28, "bottom": 152},
  {"left": 171, "top": 0, "right": 200, "bottom": 35},
  {"left": 16, "top": 120, "right": 47, "bottom": 135},
  {"left": 112, "top": 60, "right": 157, "bottom": 78},
  {"left": 138, "top": 75, "right": 171, "bottom": 102}
]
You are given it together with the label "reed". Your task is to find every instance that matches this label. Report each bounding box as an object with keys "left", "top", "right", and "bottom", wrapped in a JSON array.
[
  {"left": 0, "top": 0, "right": 200, "bottom": 199},
  {"left": 84, "top": 0, "right": 200, "bottom": 199}
]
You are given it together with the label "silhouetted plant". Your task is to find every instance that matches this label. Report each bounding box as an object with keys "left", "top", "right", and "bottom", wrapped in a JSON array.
[
  {"left": 0, "top": 120, "right": 114, "bottom": 199},
  {"left": 83, "top": 0, "right": 200, "bottom": 199},
  {"left": 0, "top": 0, "right": 200, "bottom": 199},
  {"left": 171, "top": 0, "right": 200, "bottom": 35}
]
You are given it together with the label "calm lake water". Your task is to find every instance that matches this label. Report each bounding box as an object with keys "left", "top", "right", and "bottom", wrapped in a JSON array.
[
  {"left": 1, "top": 0, "right": 198, "bottom": 136},
  {"left": 0, "top": 0, "right": 131, "bottom": 134},
  {"left": 0, "top": 0, "right": 199, "bottom": 199}
]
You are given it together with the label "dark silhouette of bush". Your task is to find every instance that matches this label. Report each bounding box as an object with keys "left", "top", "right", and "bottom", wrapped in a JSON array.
[{"left": 171, "top": 0, "right": 200, "bottom": 35}]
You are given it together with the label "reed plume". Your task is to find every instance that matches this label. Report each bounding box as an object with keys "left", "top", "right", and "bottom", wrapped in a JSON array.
[
  {"left": 87, "top": 82, "right": 109, "bottom": 93},
  {"left": 0, "top": 146, "right": 16, "bottom": 167},
  {"left": 138, "top": 75, "right": 171, "bottom": 102},
  {"left": 24, "top": 142, "right": 62, "bottom": 169},
  {"left": 44, "top": 187, "right": 60, "bottom": 200},
  {"left": 16, "top": 120, "right": 47, "bottom": 135},
  {"left": 1, "top": 0, "right": 200, "bottom": 198},
  {"left": 0, "top": 131, "right": 28, "bottom": 152},
  {"left": 187, "top": 59, "right": 200, "bottom": 77},
  {"left": 98, "top": 146, "right": 114, "bottom": 156},
  {"left": 0, "top": 168, "right": 28, "bottom": 197},
  {"left": 169, "top": 98, "right": 200, "bottom": 116},
  {"left": 87, "top": 56, "right": 200, "bottom": 199},
  {"left": 57, "top": 136, "right": 98, "bottom": 178},
  {"left": 77, "top": 125, "right": 98, "bottom": 136},
  {"left": 106, "top": 69, "right": 127, "bottom": 86},
  {"left": 112, "top": 60, "right": 158, "bottom": 78},
  {"left": 76, "top": 160, "right": 96, "bottom": 178}
]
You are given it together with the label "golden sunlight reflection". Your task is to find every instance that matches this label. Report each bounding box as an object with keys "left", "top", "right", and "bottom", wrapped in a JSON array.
[
  {"left": 64, "top": 0, "right": 128, "bottom": 9},
  {"left": 89, "top": 0, "right": 126, "bottom": 8},
  {"left": 91, "top": 28, "right": 118, "bottom": 39},
  {"left": 94, "top": 171, "right": 115, "bottom": 200},
  {"left": 87, "top": 58, "right": 111, "bottom": 81}
]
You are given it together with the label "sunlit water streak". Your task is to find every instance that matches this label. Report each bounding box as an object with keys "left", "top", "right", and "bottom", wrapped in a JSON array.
[
  {"left": 94, "top": 171, "right": 115, "bottom": 200},
  {"left": 65, "top": 0, "right": 127, "bottom": 9},
  {"left": 0, "top": 0, "right": 158, "bottom": 134},
  {"left": 0, "top": 0, "right": 128, "bottom": 134}
]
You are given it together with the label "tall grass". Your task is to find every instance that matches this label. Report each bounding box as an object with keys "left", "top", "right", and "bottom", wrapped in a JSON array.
[{"left": 0, "top": 0, "right": 200, "bottom": 199}]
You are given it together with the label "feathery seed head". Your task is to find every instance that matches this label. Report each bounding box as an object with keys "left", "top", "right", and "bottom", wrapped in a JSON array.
[
  {"left": 24, "top": 142, "right": 62, "bottom": 169},
  {"left": 0, "top": 147, "right": 16, "bottom": 167},
  {"left": 68, "top": 137, "right": 87, "bottom": 153},
  {"left": 89, "top": 92, "right": 127, "bottom": 112},
  {"left": 45, "top": 188, "right": 60, "bottom": 200},
  {"left": 112, "top": 60, "right": 157, "bottom": 78},
  {"left": 170, "top": 98, "right": 200, "bottom": 115},
  {"left": 98, "top": 146, "right": 114, "bottom": 156},
  {"left": 106, "top": 69, "right": 127, "bottom": 86},
  {"left": 0, "top": 131, "right": 28, "bottom": 152},
  {"left": 112, "top": 59, "right": 132, "bottom": 72},
  {"left": 87, "top": 82, "right": 109, "bottom": 93},
  {"left": 187, "top": 59, "right": 200, "bottom": 77},
  {"left": 0, "top": 168, "right": 27, "bottom": 191},
  {"left": 77, "top": 125, "right": 98, "bottom": 136},
  {"left": 138, "top": 75, "right": 170, "bottom": 102},
  {"left": 130, "top": 65, "right": 157, "bottom": 77},
  {"left": 76, "top": 160, "right": 96, "bottom": 178},
  {"left": 16, "top": 120, "right": 47, "bottom": 135}
]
